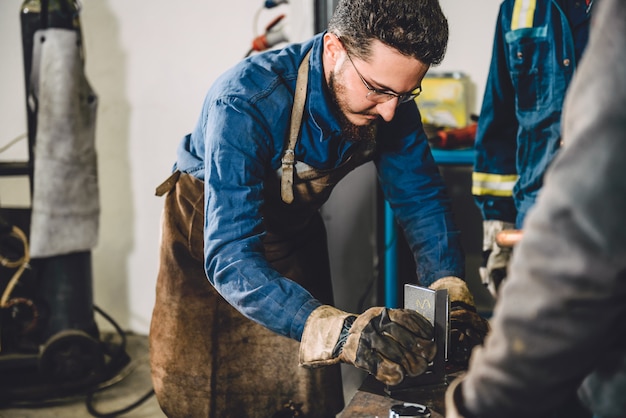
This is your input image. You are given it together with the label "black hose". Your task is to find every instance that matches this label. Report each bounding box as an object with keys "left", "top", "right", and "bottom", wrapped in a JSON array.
[
  {"left": 85, "top": 388, "right": 155, "bottom": 418},
  {"left": 83, "top": 305, "right": 156, "bottom": 418}
]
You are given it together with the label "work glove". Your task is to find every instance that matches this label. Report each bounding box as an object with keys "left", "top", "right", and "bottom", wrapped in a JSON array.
[
  {"left": 299, "top": 305, "right": 436, "bottom": 386},
  {"left": 429, "top": 277, "right": 490, "bottom": 370},
  {"left": 479, "top": 220, "right": 515, "bottom": 298}
]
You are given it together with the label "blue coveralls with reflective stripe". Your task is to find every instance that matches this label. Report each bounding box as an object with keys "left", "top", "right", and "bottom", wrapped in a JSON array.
[{"left": 472, "top": 0, "right": 592, "bottom": 228}]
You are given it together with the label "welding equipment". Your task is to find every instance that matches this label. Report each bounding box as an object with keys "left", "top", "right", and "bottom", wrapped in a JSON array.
[
  {"left": 0, "top": 0, "right": 129, "bottom": 406},
  {"left": 250, "top": 14, "right": 289, "bottom": 54}
]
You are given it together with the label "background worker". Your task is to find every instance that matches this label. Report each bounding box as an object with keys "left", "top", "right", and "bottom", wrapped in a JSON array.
[
  {"left": 149, "top": 0, "right": 489, "bottom": 417},
  {"left": 446, "top": 0, "right": 626, "bottom": 415},
  {"left": 472, "top": 0, "right": 593, "bottom": 297}
]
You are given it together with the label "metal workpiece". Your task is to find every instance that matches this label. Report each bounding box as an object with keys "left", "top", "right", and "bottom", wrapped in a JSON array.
[{"left": 383, "top": 285, "right": 451, "bottom": 412}]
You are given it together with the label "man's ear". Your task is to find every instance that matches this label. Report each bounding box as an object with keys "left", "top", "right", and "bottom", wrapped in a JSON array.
[{"left": 323, "top": 33, "right": 344, "bottom": 66}]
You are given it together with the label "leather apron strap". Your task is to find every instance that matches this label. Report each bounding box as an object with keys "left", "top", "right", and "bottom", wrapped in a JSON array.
[
  {"left": 280, "top": 50, "right": 311, "bottom": 204},
  {"left": 155, "top": 170, "right": 181, "bottom": 196}
]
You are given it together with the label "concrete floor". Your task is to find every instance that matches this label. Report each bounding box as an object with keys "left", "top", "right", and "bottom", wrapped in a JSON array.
[
  {"left": 0, "top": 333, "right": 165, "bottom": 418},
  {"left": 0, "top": 333, "right": 362, "bottom": 418}
]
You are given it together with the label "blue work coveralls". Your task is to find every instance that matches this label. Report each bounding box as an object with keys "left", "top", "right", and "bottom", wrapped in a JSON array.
[{"left": 472, "top": 0, "right": 591, "bottom": 228}]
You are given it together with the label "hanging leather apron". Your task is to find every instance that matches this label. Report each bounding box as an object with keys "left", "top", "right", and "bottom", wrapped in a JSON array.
[{"left": 149, "top": 50, "right": 376, "bottom": 418}]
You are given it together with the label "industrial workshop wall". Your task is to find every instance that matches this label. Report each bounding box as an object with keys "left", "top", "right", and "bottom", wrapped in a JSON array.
[{"left": 0, "top": 0, "right": 501, "bottom": 341}]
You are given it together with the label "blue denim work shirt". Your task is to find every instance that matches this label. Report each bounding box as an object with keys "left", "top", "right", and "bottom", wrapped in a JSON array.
[
  {"left": 174, "top": 33, "right": 464, "bottom": 341},
  {"left": 472, "top": 0, "right": 591, "bottom": 227}
]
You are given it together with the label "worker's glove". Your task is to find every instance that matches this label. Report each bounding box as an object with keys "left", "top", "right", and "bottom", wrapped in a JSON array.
[
  {"left": 429, "top": 277, "right": 490, "bottom": 370},
  {"left": 479, "top": 220, "right": 515, "bottom": 298},
  {"left": 299, "top": 305, "right": 436, "bottom": 386}
]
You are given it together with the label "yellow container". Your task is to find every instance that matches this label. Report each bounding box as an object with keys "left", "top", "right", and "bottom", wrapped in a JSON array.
[{"left": 415, "top": 72, "right": 469, "bottom": 129}]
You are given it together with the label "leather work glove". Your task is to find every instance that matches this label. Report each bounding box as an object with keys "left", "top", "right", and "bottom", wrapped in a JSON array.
[
  {"left": 429, "top": 277, "right": 490, "bottom": 370},
  {"left": 480, "top": 220, "right": 515, "bottom": 298},
  {"left": 299, "top": 305, "right": 436, "bottom": 386}
]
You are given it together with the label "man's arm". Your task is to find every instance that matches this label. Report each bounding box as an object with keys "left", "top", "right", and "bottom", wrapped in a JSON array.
[
  {"left": 472, "top": 3, "right": 520, "bottom": 297},
  {"left": 201, "top": 94, "right": 321, "bottom": 341},
  {"left": 472, "top": 3, "right": 518, "bottom": 225},
  {"left": 375, "top": 103, "right": 465, "bottom": 286},
  {"left": 375, "top": 103, "right": 488, "bottom": 368}
]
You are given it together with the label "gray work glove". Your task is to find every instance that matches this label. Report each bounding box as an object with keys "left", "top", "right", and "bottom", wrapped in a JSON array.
[
  {"left": 429, "top": 277, "right": 490, "bottom": 370},
  {"left": 299, "top": 305, "right": 436, "bottom": 386},
  {"left": 479, "top": 220, "right": 515, "bottom": 298}
]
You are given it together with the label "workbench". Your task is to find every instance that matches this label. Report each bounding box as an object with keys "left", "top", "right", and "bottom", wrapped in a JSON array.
[{"left": 339, "top": 373, "right": 461, "bottom": 417}]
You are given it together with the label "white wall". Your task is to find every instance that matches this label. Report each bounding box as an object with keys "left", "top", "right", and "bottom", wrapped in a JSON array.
[
  {"left": 0, "top": 0, "right": 501, "bottom": 335},
  {"left": 438, "top": 1, "right": 503, "bottom": 116}
]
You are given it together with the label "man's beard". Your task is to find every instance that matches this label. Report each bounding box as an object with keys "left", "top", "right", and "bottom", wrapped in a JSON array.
[{"left": 328, "top": 71, "right": 378, "bottom": 143}]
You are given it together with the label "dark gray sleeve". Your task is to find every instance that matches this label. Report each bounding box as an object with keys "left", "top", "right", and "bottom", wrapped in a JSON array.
[{"left": 458, "top": 0, "right": 626, "bottom": 416}]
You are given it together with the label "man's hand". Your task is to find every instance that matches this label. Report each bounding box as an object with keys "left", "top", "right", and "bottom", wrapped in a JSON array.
[
  {"left": 480, "top": 220, "right": 515, "bottom": 298},
  {"left": 299, "top": 305, "right": 436, "bottom": 386},
  {"left": 429, "top": 277, "right": 490, "bottom": 370}
]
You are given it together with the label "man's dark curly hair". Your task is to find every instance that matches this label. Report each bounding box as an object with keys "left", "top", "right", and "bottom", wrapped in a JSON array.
[{"left": 327, "top": 0, "right": 448, "bottom": 65}]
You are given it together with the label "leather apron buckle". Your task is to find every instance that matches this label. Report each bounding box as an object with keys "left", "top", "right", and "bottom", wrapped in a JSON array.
[{"left": 281, "top": 150, "right": 295, "bottom": 204}]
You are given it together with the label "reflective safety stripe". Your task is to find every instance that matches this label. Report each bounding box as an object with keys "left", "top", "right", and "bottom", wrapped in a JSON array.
[
  {"left": 511, "top": 0, "right": 537, "bottom": 30},
  {"left": 472, "top": 172, "right": 518, "bottom": 197}
]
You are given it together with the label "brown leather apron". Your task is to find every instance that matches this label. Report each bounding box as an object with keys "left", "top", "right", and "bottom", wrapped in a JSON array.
[{"left": 149, "top": 51, "right": 376, "bottom": 418}]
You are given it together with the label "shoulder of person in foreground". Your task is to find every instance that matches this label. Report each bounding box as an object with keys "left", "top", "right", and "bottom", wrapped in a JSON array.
[{"left": 445, "top": 0, "right": 626, "bottom": 416}]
